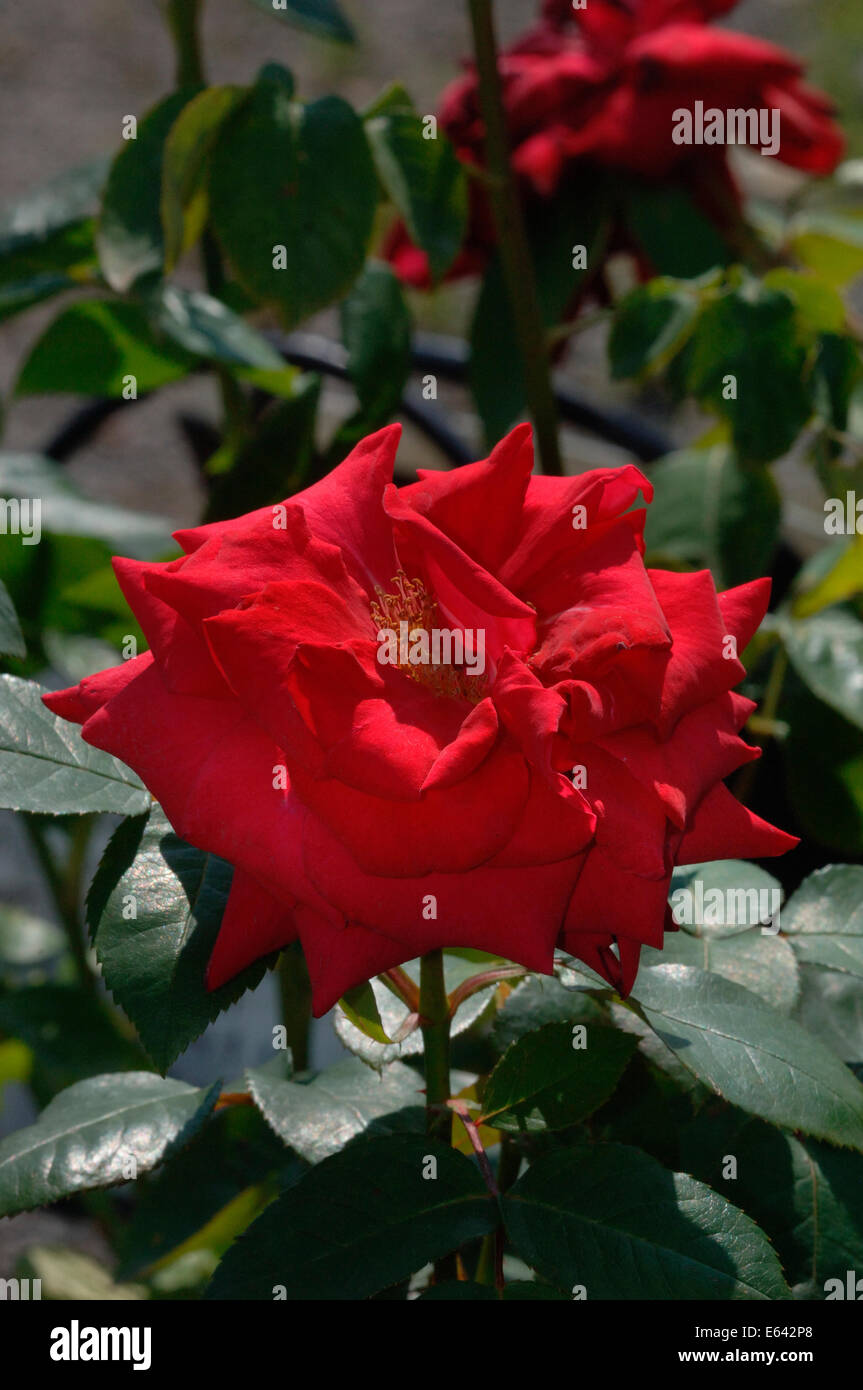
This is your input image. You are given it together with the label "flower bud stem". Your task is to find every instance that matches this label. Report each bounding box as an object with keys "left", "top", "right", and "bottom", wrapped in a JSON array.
[{"left": 467, "top": 0, "right": 563, "bottom": 477}]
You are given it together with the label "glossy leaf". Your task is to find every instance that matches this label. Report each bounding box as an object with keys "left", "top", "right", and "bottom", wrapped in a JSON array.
[
  {"left": 0, "top": 676, "right": 148, "bottom": 816},
  {"left": 89, "top": 807, "right": 271, "bottom": 1072},
  {"left": 0, "top": 1073, "right": 219, "bottom": 1217},
  {"left": 149, "top": 283, "right": 287, "bottom": 369},
  {"left": 246, "top": 1055, "right": 424, "bottom": 1163},
  {"left": 631, "top": 963, "right": 863, "bottom": 1150},
  {"left": 782, "top": 866, "right": 863, "bottom": 979}
]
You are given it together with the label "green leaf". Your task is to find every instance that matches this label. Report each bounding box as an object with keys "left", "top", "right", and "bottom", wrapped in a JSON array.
[
  {"left": 161, "top": 85, "right": 247, "bottom": 272},
  {"left": 0, "top": 158, "right": 109, "bottom": 255},
  {"left": 366, "top": 111, "right": 467, "bottom": 284},
  {"left": 669, "top": 860, "right": 783, "bottom": 936},
  {"left": 681, "top": 1108, "right": 863, "bottom": 1297},
  {"left": 149, "top": 283, "right": 287, "bottom": 369},
  {"left": 644, "top": 444, "right": 780, "bottom": 588},
  {"left": 644, "top": 931, "right": 798, "bottom": 1013},
  {"left": 685, "top": 283, "right": 813, "bottom": 463},
  {"left": 206, "top": 1133, "right": 497, "bottom": 1299},
  {"left": 247, "top": 0, "right": 355, "bottom": 43},
  {"left": 481, "top": 1022, "right": 635, "bottom": 1132},
  {"left": 781, "top": 608, "right": 863, "bottom": 733},
  {"left": 609, "top": 278, "right": 700, "bottom": 380},
  {"left": 492, "top": 975, "right": 606, "bottom": 1052},
  {"left": 0, "top": 676, "right": 148, "bottom": 816},
  {"left": 16, "top": 298, "right": 195, "bottom": 397},
  {"left": 0, "top": 453, "right": 174, "bottom": 557},
  {"left": 0, "top": 1073, "right": 219, "bottom": 1217},
  {"left": 502, "top": 1142, "right": 789, "bottom": 1300},
  {"left": 631, "top": 963, "right": 863, "bottom": 1149},
  {"left": 208, "top": 86, "right": 376, "bottom": 324},
  {"left": 624, "top": 184, "right": 732, "bottom": 278},
  {"left": 338, "top": 980, "right": 391, "bottom": 1045},
  {"left": 782, "top": 866, "right": 863, "bottom": 979},
  {"left": 340, "top": 261, "right": 411, "bottom": 419},
  {"left": 0, "top": 579, "right": 25, "bottom": 659},
  {"left": 89, "top": 806, "right": 271, "bottom": 1072},
  {"left": 793, "top": 965, "right": 863, "bottom": 1064},
  {"left": 762, "top": 268, "right": 846, "bottom": 335},
  {"left": 0, "top": 219, "right": 98, "bottom": 325},
  {"left": 98, "top": 90, "right": 196, "bottom": 292},
  {"left": 655, "top": 861, "right": 798, "bottom": 1010},
  {"left": 246, "top": 1056, "right": 424, "bottom": 1162}
]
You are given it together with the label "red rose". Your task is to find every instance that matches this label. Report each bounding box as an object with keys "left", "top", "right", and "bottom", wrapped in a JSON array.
[
  {"left": 389, "top": 0, "right": 843, "bottom": 287},
  {"left": 44, "top": 425, "right": 796, "bottom": 1014}
]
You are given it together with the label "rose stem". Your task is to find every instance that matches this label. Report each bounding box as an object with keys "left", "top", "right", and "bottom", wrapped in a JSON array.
[
  {"left": 163, "top": 0, "right": 248, "bottom": 441},
  {"left": 466, "top": 0, "right": 563, "bottom": 477},
  {"left": 24, "top": 815, "right": 97, "bottom": 998},
  {"left": 278, "top": 944, "right": 313, "bottom": 1073},
  {"left": 419, "top": 948, "right": 458, "bottom": 1283}
]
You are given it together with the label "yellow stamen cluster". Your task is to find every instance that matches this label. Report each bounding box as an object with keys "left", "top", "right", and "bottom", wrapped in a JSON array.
[{"left": 370, "top": 571, "right": 486, "bottom": 704}]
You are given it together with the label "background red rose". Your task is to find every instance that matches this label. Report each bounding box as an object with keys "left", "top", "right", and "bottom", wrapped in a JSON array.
[{"left": 387, "top": 0, "right": 844, "bottom": 287}]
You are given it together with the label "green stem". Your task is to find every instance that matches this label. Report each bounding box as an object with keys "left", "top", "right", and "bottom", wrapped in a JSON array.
[
  {"left": 163, "top": 0, "right": 248, "bottom": 442},
  {"left": 278, "top": 944, "right": 312, "bottom": 1073},
  {"left": 420, "top": 949, "right": 456, "bottom": 1283},
  {"left": 24, "top": 816, "right": 96, "bottom": 996},
  {"left": 420, "top": 949, "right": 452, "bottom": 1144},
  {"left": 165, "top": 0, "right": 205, "bottom": 87},
  {"left": 467, "top": 0, "right": 563, "bottom": 476}
]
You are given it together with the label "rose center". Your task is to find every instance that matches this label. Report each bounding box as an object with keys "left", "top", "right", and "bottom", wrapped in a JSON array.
[{"left": 370, "top": 571, "right": 487, "bottom": 704}]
